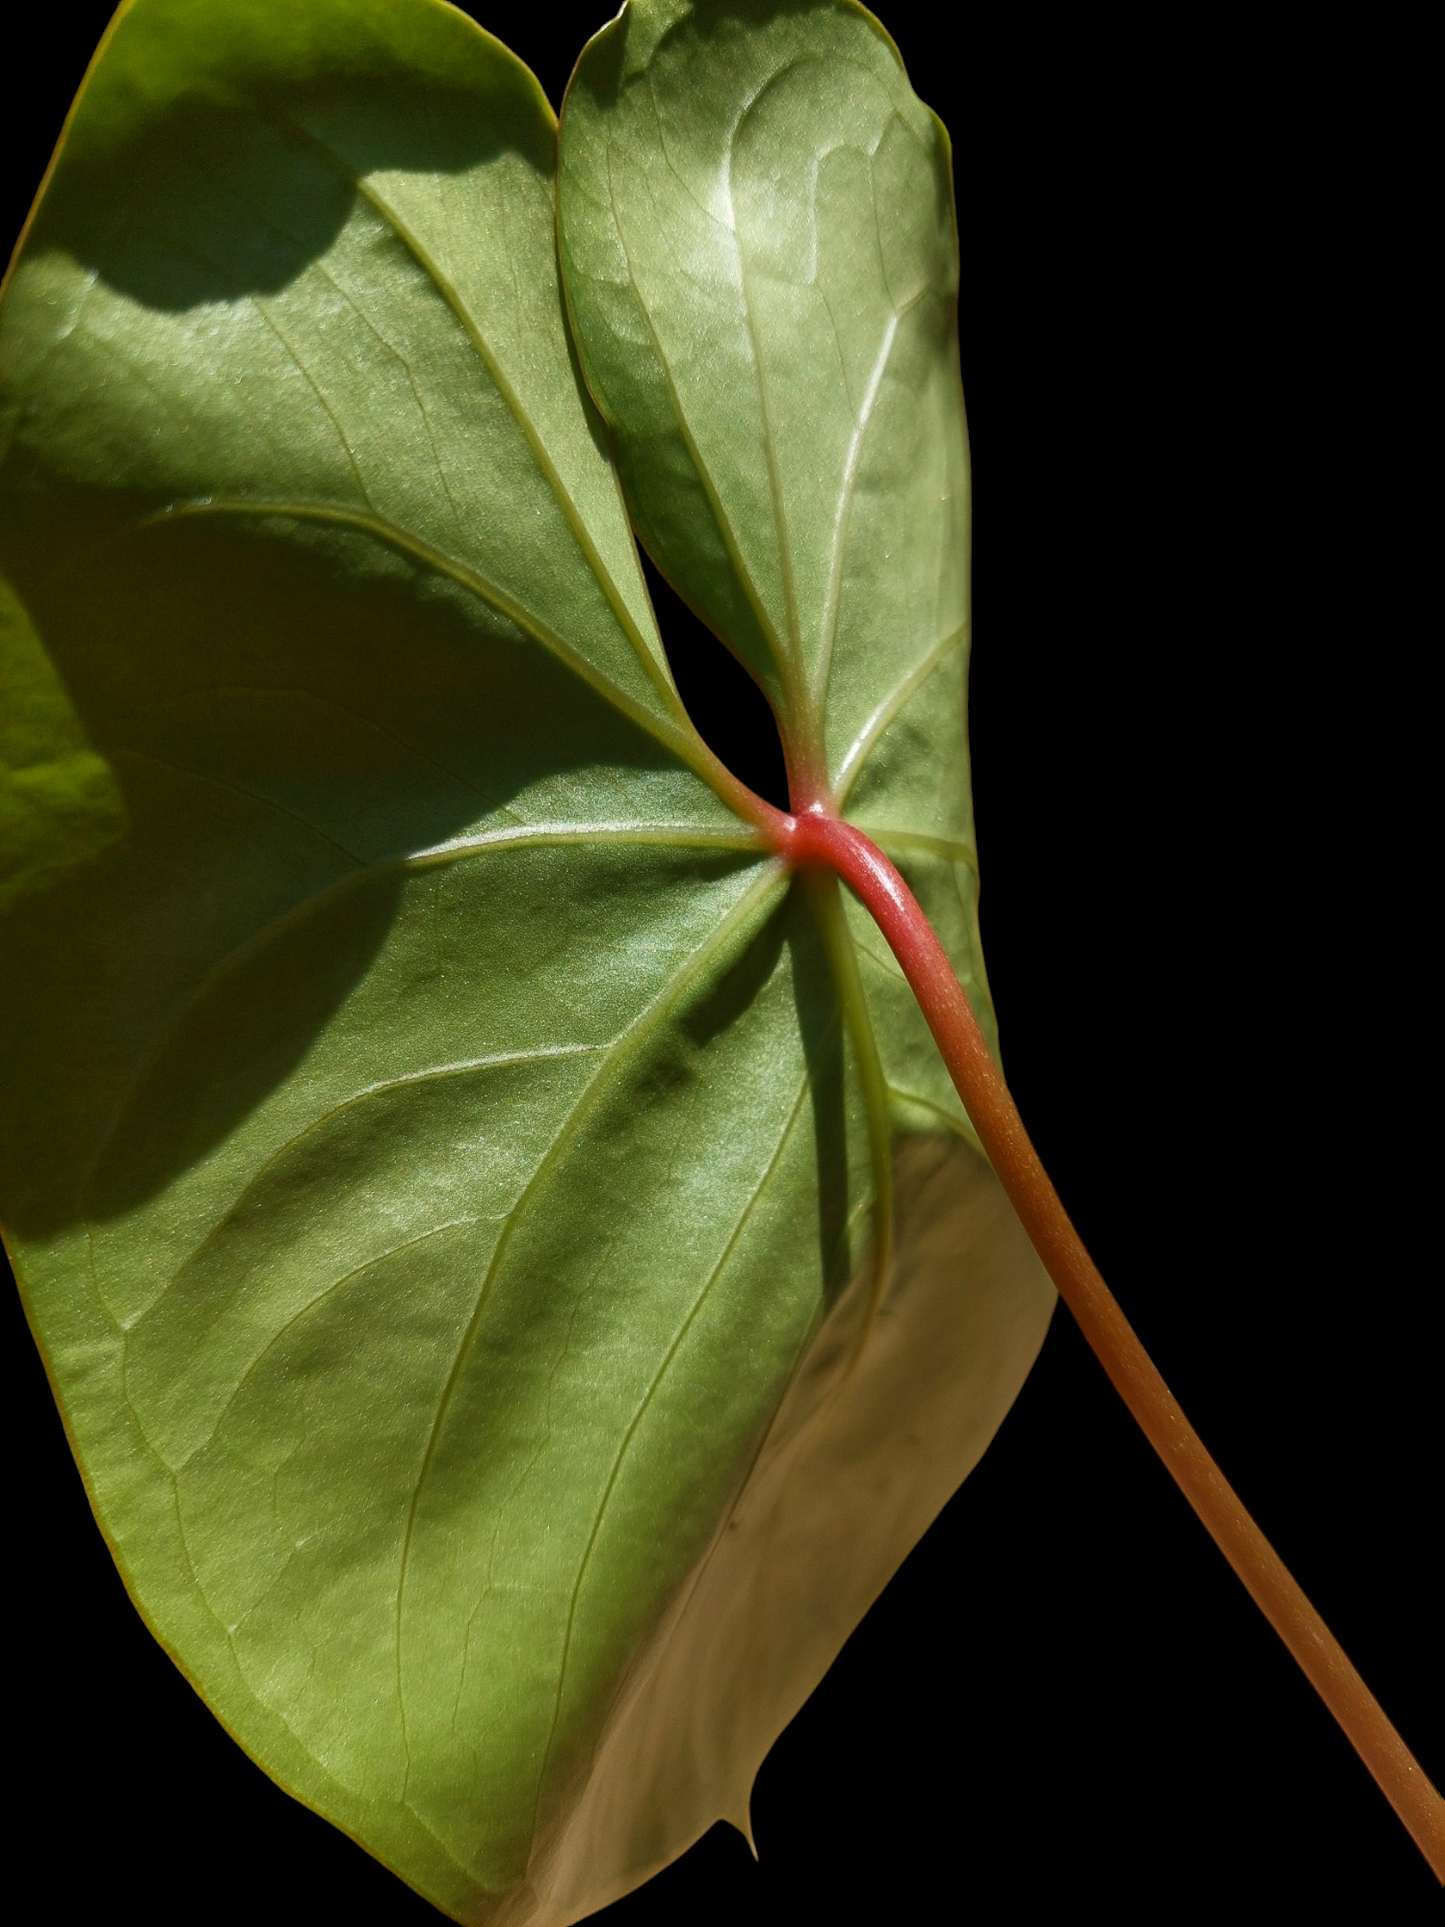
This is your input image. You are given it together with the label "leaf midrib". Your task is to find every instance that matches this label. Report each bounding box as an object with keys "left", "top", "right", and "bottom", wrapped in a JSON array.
[
  {"left": 80, "top": 821, "right": 767, "bottom": 1307},
  {"left": 151, "top": 497, "right": 706, "bottom": 776},
  {"left": 529, "top": 1064, "right": 816, "bottom": 1838},
  {"left": 600, "top": 126, "right": 795, "bottom": 707},
  {"left": 141, "top": 1043, "right": 606, "bottom": 1353},
  {"left": 278, "top": 111, "right": 684, "bottom": 721},
  {"left": 393, "top": 862, "right": 787, "bottom": 1796}
]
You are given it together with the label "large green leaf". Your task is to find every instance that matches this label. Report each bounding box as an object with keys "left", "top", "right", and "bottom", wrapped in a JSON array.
[
  {"left": 0, "top": 1, "right": 1052, "bottom": 1920},
  {"left": 558, "top": 0, "right": 965, "bottom": 784}
]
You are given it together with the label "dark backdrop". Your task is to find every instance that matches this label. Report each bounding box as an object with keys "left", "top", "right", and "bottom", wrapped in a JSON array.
[{"left": 4, "top": 2, "right": 1436, "bottom": 1919}]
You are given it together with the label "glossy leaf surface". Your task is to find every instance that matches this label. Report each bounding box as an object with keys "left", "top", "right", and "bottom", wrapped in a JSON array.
[{"left": 0, "top": 1, "right": 1053, "bottom": 1920}]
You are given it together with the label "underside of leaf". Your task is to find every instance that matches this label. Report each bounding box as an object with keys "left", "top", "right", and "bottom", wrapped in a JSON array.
[{"left": 0, "top": 2, "right": 1053, "bottom": 1920}]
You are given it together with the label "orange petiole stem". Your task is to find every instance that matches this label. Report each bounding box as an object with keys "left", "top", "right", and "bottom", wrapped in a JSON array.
[{"left": 771, "top": 798, "right": 1444, "bottom": 1880}]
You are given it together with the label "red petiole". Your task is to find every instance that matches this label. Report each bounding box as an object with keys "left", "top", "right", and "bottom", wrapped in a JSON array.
[{"left": 758, "top": 788, "right": 1445, "bottom": 1879}]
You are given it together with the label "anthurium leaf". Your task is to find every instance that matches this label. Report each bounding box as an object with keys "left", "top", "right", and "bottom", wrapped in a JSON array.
[
  {"left": 0, "top": 1, "right": 1052, "bottom": 1922},
  {"left": 559, "top": 0, "right": 991, "bottom": 1147},
  {"left": 557, "top": 0, "right": 961, "bottom": 768}
]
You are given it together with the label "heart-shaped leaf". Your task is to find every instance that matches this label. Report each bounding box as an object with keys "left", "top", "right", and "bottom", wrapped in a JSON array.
[
  {"left": 559, "top": 0, "right": 967, "bottom": 786},
  {"left": 0, "top": 1, "right": 1052, "bottom": 1919}
]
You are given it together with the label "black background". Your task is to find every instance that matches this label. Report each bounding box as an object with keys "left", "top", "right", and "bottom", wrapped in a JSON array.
[{"left": 4, "top": 2, "right": 1437, "bottom": 1919}]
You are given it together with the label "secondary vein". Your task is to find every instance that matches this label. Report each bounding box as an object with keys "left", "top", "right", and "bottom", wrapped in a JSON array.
[
  {"left": 834, "top": 619, "right": 967, "bottom": 801},
  {"left": 280, "top": 111, "right": 679, "bottom": 715},
  {"left": 391, "top": 865, "right": 787, "bottom": 1773},
  {"left": 149, "top": 497, "right": 702, "bottom": 774},
  {"left": 530, "top": 1065, "right": 815, "bottom": 1833}
]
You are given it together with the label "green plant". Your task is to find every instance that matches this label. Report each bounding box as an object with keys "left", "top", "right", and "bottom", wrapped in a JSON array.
[{"left": 2, "top": 1, "right": 1438, "bottom": 1919}]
